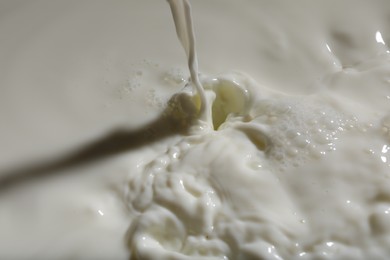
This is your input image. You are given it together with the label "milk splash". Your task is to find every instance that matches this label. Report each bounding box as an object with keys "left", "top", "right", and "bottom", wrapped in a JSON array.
[{"left": 126, "top": 1, "right": 389, "bottom": 259}]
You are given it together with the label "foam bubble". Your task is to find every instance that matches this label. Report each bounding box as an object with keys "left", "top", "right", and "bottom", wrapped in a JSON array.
[
  {"left": 162, "top": 67, "right": 188, "bottom": 86},
  {"left": 248, "top": 96, "right": 354, "bottom": 168}
]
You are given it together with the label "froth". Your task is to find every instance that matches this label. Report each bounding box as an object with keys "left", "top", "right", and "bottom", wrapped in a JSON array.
[
  {"left": 249, "top": 96, "right": 355, "bottom": 168},
  {"left": 198, "top": 72, "right": 355, "bottom": 169}
]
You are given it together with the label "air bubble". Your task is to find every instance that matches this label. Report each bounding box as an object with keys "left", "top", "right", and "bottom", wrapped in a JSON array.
[
  {"left": 294, "top": 136, "right": 310, "bottom": 148},
  {"left": 163, "top": 68, "right": 188, "bottom": 86},
  {"left": 287, "top": 148, "right": 298, "bottom": 157}
]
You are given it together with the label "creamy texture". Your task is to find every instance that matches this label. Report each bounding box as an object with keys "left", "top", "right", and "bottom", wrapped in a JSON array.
[{"left": 0, "top": 0, "right": 390, "bottom": 259}]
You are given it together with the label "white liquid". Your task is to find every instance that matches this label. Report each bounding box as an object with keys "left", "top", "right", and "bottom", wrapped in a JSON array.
[
  {"left": 0, "top": 0, "right": 390, "bottom": 259},
  {"left": 167, "top": 0, "right": 209, "bottom": 125}
]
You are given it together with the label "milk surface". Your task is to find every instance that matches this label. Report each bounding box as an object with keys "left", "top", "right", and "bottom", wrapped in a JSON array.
[{"left": 0, "top": 0, "right": 389, "bottom": 259}]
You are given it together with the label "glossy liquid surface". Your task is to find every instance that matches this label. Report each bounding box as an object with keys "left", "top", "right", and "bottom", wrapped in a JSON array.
[{"left": 0, "top": 0, "right": 390, "bottom": 259}]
